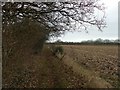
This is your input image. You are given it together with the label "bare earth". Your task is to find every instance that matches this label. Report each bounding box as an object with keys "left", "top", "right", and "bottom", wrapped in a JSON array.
[
  {"left": 63, "top": 45, "right": 118, "bottom": 87},
  {"left": 2, "top": 45, "right": 119, "bottom": 88}
]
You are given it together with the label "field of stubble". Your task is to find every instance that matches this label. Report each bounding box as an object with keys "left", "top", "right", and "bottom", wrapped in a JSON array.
[{"left": 63, "top": 45, "right": 119, "bottom": 87}]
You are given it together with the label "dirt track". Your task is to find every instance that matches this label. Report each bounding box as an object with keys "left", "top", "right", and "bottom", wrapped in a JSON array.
[
  {"left": 3, "top": 45, "right": 118, "bottom": 88},
  {"left": 3, "top": 47, "right": 87, "bottom": 88}
]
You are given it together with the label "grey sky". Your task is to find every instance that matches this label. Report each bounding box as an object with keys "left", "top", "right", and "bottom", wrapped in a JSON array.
[{"left": 52, "top": 0, "right": 119, "bottom": 42}]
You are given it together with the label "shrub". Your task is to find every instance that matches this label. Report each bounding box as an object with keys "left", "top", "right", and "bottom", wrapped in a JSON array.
[{"left": 50, "top": 45, "right": 64, "bottom": 56}]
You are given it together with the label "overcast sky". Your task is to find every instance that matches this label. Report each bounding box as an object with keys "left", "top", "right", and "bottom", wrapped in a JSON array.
[{"left": 52, "top": 0, "right": 119, "bottom": 42}]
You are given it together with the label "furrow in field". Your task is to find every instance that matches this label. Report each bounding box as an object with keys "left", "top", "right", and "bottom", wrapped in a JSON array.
[{"left": 63, "top": 45, "right": 118, "bottom": 87}]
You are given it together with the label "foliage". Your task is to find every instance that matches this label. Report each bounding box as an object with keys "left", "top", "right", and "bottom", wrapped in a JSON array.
[
  {"left": 2, "top": 18, "right": 49, "bottom": 66},
  {"left": 81, "top": 39, "right": 120, "bottom": 44}
]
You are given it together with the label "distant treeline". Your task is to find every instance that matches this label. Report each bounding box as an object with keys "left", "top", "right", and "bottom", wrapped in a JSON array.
[{"left": 46, "top": 38, "right": 120, "bottom": 45}]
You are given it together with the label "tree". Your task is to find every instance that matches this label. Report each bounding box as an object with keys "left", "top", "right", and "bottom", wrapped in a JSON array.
[
  {"left": 2, "top": 1, "right": 106, "bottom": 37},
  {"left": 2, "top": 1, "right": 106, "bottom": 64},
  {"left": 103, "top": 39, "right": 110, "bottom": 44},
  {"left": 95, "top": 38, "right": 103, "bottom": 44},
  {"left": 114, "top": 39, "right": 120, "bottom": 44}
]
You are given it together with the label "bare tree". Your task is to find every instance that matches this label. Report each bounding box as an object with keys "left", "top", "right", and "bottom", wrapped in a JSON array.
[
  {"left": 2, "top": 1, "right": 106, "bottom": 63},
  {"left": 2, "top": 1, "right": 106, "bottom": 37}
]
